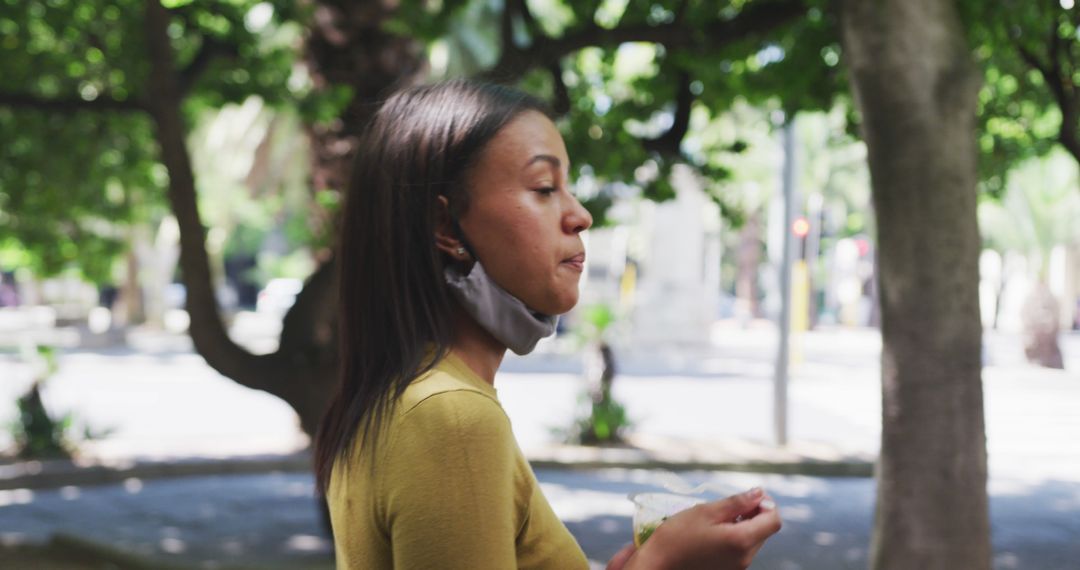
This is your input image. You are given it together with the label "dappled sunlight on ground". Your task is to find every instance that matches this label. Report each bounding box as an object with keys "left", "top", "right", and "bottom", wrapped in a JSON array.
[
  {"left": 0, "top": 467, "right": 1074, "bottom": 568},
  {"left": 541, "top": 468, "right": 1079, "bottom": 570}
]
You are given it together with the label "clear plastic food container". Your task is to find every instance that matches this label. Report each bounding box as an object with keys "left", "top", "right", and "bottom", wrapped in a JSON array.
[{"left": 628, "top": 492, "right": 706, "bottom": 546}]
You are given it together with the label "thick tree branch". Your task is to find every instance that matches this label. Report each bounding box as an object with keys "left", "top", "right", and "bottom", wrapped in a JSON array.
[
  {"left": 1043, "top": 15, "right": 1080, "bottom": 164},
  {"left": 1066, "top": 8, "right": 1080, "bottom": 84},
  {"left": 144, "top": 1, "right": 339, "bottom": 433},
  {"left": 1016, "top": 43, "right": 1067, "bottom": 103},
  {"left": 643, "top": 70, "right": 694, "bottom": 159},
  {"left": 482, "top": 0, "right": 805, "bottom": 82},
  {"left": 178, "top": 37, "right": 240, "bottom": 96},
  {"left": 1015, "top": 43, "right": 1050, "bottom": 77},
  {"left": 1048, "top": 14, "right": 1061, "bottom": 72},
  {"left": 144, "top": 0, "right": 280, "bottom": 395},
  {"left": 279, "top": 256, "right": 338, "bottom": 357},
  {"left": 0, "top": 92, "right": 146, "bottom": 113},
  {"left": 514, "top": 0, "right": 541, "bottom": 39},
  {"left": 1015, "top": 38, "right": 1080, "bottom": 163},
  {"left": 501, "top": 0, "right": 516, "bottom": 53},
  {"left": 502, "top": 0, "right": 548, "bottom": 61},
  {"left": 674, "top": 0, "right": 691, "bottom": 24},
  {"left": 1060, "top": 112, "right": 1080, "bottom": 163},
  {"left": 548, "top": 61, "right": 570, "bottom": 115}
]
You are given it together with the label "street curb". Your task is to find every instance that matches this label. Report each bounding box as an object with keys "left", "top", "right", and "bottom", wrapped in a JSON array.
[
  {"left": 1, "top": 447, "right": 875, "bottom": 491},
  {"left": 525, "top": 441, "right": 875, "bottom": 478},
  {"left": 0, "top": 454, "right": 313, "bottom": 491},
  {"left": 528, "top": 458, "right": 874, "bottom": 477}
]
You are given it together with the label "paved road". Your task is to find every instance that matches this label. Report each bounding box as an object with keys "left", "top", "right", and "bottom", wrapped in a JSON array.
[
  {"left": 2, "top": 321, "right": 1078, "bottom": 567},
  {"left": 1, "top": 468, "right": 1077, "bottom": 569},
  {"left": 3, "top": 325, "right": 1077, "bottom": 481}
]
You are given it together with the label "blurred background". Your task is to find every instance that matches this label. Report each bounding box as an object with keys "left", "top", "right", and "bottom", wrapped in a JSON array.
[{"left": 1, "top": 0, "right": 1078, "bottom": 568}]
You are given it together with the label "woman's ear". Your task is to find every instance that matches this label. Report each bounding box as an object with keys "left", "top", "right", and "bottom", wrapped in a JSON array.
[{"left": 434, "top": 195, "right": 470, "bottom": 261}]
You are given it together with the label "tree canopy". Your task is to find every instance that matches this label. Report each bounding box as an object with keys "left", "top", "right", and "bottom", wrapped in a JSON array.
[
  {"left": 3, "top": 0, "right": 1078, "bottom": 284},
  {"left": 0, "top": 0, "right": 303, "bottom": 282},
  {"left": 1, "top": 0, "right": 845, "bottom": 284},
  {"left": 965, "top": 0, "right": 1080, "bottom": 197}
]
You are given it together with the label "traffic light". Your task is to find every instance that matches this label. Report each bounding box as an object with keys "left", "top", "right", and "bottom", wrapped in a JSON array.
[
  {"left": 792, "top": 216, "right": 810, "bottom": 260},
  {"left": 792, "top": 216, "right": 810, "bottom": 238}
]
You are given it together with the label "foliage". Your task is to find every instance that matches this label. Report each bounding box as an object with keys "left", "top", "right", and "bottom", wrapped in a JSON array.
[
  {"left": 978, "top": 150, "right": 1080, "bottom": 273},
  {"left": 578, "top": 302, "right": 616, "bottom": 342},
  {"left": 553, "top": 5, "right": 841, "bottom": 226},
  {"left": 565, "top": 391, "right": 630, "bottom": 444},
  {"left": 0, "top": 0, "right": 302, "bottom": 283},
  {"left": 1, "top": 0, "right": 850, "bottom": 278},
  {"left": 560, "top": 303, "right": 632, "bottom": 445},
  {"left": 963, "top": 0, "right": 1080, "bottom": 198},
  {"left": 12, "top": 381, "right": 73, "bottom": 460},
  {"left": 10, "top": 346, "right": 65, "bottom": 459},
  {"left": 407, "top": 0, "right": 843, "bottom": 227},
  {"left": 0, "top": 108, "right": 160, "bottom": 283},
  {"left": 188, "top": 99, "right": 319, "bottom": 284},
  {"left": 6, "top": 0, "right": 1077, "bottom": 285},
  {"left": 8, "top": 345, "right": 114, "bottom": 459}
]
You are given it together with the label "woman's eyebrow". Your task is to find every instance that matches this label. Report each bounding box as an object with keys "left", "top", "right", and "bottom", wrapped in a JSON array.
[{"left": 524, "top": 154, "right": 562, "bottom": 170}]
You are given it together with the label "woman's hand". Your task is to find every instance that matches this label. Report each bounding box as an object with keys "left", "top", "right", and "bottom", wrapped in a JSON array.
[
  {"left": 613, "top": 487, "right": 782, "bottom": 570},
  {"left": 606, "top": 542, "right": 637, "bottom": 570}
]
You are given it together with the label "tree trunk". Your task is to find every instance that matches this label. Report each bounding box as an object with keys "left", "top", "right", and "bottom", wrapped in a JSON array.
[
  {"left": 302, "top": 0, "right": 427, "bottom": 250},
  {"left": 143, "top": 0, "right": 337, "bottom": 438},
  {"left": 735, "top": 210, "right": 763, "bottom": 321},
  {"left": 841, "top": 1, "right": 991, "bottom": 569},
  {"left": 140, "top": 0, "right": 427, "bottom": 440},
  {"left": 117, "top": 235, "right": 145, "bottom": 326},
  {"left": 1020, "top": 280, "right": 1064, "bottom": 368}
]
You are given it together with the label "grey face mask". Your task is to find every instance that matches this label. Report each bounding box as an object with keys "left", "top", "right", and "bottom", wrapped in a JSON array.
[{"left": 444, "top": 261, "right": 559, "bottom": 355}]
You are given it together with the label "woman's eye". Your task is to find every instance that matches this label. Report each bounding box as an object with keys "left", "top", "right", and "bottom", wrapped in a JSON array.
[{"left": 535, "top": 186, "right": 557, "bottom": 196}]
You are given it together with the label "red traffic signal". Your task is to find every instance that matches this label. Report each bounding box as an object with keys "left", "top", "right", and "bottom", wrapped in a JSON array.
[{"left": 792, "top": 216, "right": 810, "bottom": 238}]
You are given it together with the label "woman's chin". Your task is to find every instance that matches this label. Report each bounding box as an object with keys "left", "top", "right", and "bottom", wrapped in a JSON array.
[
  {"left": 520, "top": 281, "right": 580, "bottom": 316},
  {"left": 546, "top": 292, "right": 580, "bottom": 315}
]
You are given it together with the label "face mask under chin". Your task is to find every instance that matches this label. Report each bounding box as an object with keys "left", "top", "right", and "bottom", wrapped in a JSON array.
[{"left": 443, "top": 260, "right": 559, "bottom": 355}]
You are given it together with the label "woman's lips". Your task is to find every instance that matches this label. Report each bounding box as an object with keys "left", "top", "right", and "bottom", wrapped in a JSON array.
[{"left": 561, "top": 253, "right": 585, "bottom": 272}]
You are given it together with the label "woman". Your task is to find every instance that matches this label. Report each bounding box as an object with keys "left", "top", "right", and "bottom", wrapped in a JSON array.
[{"left": 315, "top": 80, "right": 782, "bottom": 569}]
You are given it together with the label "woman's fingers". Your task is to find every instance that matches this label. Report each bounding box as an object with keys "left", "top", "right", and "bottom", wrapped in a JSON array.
[
  {"left": 605, "top": 542, "right": 637, "bottom": 570},
  {"left": 631, "top": 491, "right": 782, "bottom": 570},
  {"left": 722, "top": 496, "right": 783, "bottom": 548},
  {"left": 702, "top": 487, "right": 766, "bottom": 522},
  {"left": 734, "top": 500, "right": 777, "bottom": 561}
]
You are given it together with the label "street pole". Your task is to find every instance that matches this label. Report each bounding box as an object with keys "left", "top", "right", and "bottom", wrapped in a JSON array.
[{"left": 774, "top": 119, "right": 796, "bottom": 447}]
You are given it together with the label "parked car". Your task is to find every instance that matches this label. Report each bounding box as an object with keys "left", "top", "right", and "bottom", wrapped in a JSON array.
[{"left": 256, "top": 278, "right": 303, "bottom": 316}]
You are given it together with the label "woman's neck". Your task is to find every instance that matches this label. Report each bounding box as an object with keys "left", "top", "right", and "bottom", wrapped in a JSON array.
[{"left": 448, "top": 302, "right": 506, "bottom": 385}]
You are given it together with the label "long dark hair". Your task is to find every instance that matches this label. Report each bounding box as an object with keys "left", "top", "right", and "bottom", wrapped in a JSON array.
[{"left": 314, "top": 80, "right": 551, "bottom": 493}]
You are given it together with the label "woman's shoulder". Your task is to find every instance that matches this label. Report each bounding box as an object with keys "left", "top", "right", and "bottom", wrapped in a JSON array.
[
  {"left": 387, "top": 372, "right": 514, "bottom": 460},
  {"left": 396, "top": 364, "right": 505, "bottom": 426}
]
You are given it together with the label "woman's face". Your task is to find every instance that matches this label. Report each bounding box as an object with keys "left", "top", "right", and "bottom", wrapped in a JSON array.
[{"left": 457, "top": 110, "right": 593, "bottom": 315}]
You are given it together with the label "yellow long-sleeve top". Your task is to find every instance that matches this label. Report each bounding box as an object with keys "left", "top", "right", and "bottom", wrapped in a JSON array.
[{"left": 327, "top": 351, "right": 590, "bottom": 569}]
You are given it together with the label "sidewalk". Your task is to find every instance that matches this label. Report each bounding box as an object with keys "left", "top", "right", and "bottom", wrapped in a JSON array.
[
  {"left": 3, "top": 467, "right": 1077, "bottom": 569},
  {"left": 1, "top": 323, "right": 1078, "bottom": 569},
  {"left": 2, "top": 323, "right": 1077, "bottom": 487}
]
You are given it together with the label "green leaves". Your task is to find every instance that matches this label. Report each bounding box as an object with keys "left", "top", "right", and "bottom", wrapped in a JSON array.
[
  {"left": 517, "top": 2, "right": 838, "bottom": 224},
  {"left": 965, "top": 0, "right": 1080, "bottom": 197},
  {"left": 1, "top": 0, "right": 847, "bottom": 283},
  {"left": 0, "top": 104, "right": 160, "bottom": 281},
  {"left": 582, "top": 303, "right": 616, "bottom": 336},
  {"left": 978, "top": 150, "right": 1080, "bottom": 260},
  {"left": 386, "top": 0, "right": 473, "bottom": 41},
  {"left": 0, "top": 0, "right": 301, "bottom": 283}
]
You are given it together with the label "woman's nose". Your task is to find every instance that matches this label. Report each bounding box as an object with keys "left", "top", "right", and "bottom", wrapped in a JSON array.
[{"left": 563, "top": 195, "right": 593, "bottom": 234}]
